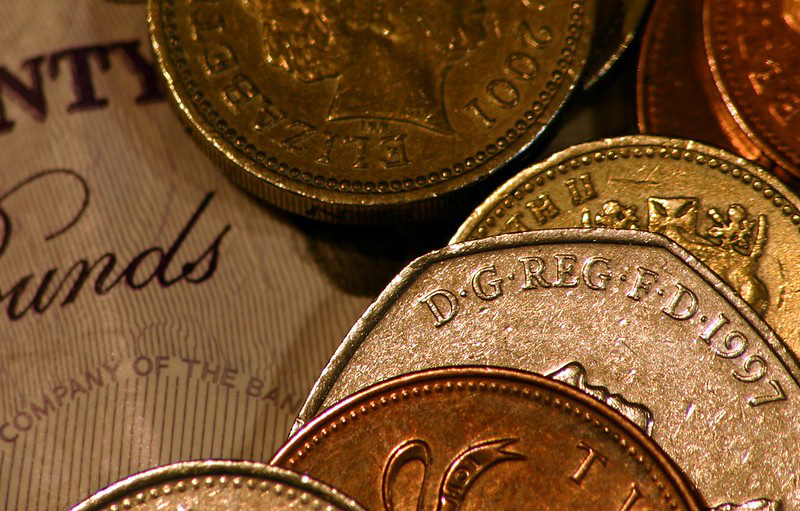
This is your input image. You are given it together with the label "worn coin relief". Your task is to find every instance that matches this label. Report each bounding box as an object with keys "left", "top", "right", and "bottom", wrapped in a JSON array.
[
  {"left": 705, "top": 0, "right": 800, "bottom": 177},
  {"left": 382, "top": 438, "right": 523, "bottom": 511},
  {"left": 150, "top": 0, "right": 596, "bottom": 220},
  {"left": 277, "top": 368, "right": 704, "bottom": 511},
  {"left": 548, "top": 362, "right": 655, "bottom": 436},
  {"left": 297, "top": 230, "right": 799, "bottom": 510},
  {"left": 548, "top": 363, "right": 779, "bottom": 511},
  {"left": 239, "top": 0, "right": 487, "bottom": 134},
  {"left": 452, "top": 138, "right": 800, "bottom": 354},
  {"left": 579, "top": 196, "right": 769, "bottom": 314}
]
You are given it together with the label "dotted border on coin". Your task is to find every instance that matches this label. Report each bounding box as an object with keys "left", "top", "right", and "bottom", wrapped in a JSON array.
[
  {"left": 467, "top": 145, "right": 800, "bottom": 238},
  {"left": 707, "top": 0, "right": 800, "bottom": 172},
  {"left": 103, "top": 475, "right": 337, "bottom": 511},
  {"left": 157, "top": 0, "right": 587, "bottom": 195},
  {"left": 284, "top": 377, "right": 685, "bottom": 511}
]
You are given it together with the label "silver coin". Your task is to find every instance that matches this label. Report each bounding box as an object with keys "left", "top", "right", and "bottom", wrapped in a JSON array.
[
  {"left": 69, "top": 460, "right": 366, "bottom": 511},
  {"left": 293, "top": 229, "right": 799, "bottom": 510}
]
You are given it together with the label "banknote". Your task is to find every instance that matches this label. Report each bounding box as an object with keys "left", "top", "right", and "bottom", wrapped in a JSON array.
[
  {"left": 0, "top": 1, "right": 640, "bottom": 509},
  {"left": 0, "top": 2, "right": 374, "bottom": 509}
]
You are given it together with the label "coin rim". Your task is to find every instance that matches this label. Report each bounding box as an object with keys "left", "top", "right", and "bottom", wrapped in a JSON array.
[
  {"left": 147, "top": 0, "right": 596, "bottom": 221},
  {"left": 291, "top": 228, "right": 800, "bottom": 434},
  {"left": 583, "top": 0, "right": 652, "bottom": 90},
  {"left": 451, "top": 136, "right": 800, "bottom": 242},
  {"left": 68, "top": 460, "right": 367, "bottom": 511},
  {"left": 276, "top": 366, "right": 706, "bottom": 511},
  {"left": 703, "top": 0, "right": 800, "bottom": 175}
]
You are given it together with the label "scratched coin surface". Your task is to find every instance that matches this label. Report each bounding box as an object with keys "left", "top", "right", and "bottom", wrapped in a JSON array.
[
  {"left": 704, "top": 0, "right": 800, "bottom": 178},
  {"left": 294, "top": 230, "right": 800, "bottom": 510},
  {"left": 148, "top": 0, "right": 595, "bottom": 222},
  {"left": 453, "top": 136, "right": 800, "bottom": 353},
  {"left": 636, "top": 0, "right": 766, "bottom": 164},
  {"left": 582, "top": 0, "right": 650, "bottom": 89},
  {"left": 274, "top": 367, "right": 704, "bottom": 511},
  {"left": 69, "top": 461, "right": 366, "bottom": 511}
]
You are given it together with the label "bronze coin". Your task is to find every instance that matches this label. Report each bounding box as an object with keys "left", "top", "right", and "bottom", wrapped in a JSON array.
[
  {"left": 69, "top": 461, "right": 366, "bottom": 511},
  {"left": 295, "top": 230, "right": 796, "bottom": 509},
  {"left": 705, "top": 0, "right": 800, "bottom": 178},
  {"left": 148, "top": 0, "right": 595, "bottom": 223},
  {"left": 273, "top": 367, "right": 705, "bottom": 511},
  {"left": 636, "top": 0, "right": 766, "bottom": 164}
]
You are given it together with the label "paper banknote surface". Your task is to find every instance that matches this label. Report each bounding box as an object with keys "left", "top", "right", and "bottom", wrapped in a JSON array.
[
  {"left": 0, "top": 1, "right": 636, "bottom": 509},
  {"left": 0, "top": 2, "right": 375, "bottom": 509}
]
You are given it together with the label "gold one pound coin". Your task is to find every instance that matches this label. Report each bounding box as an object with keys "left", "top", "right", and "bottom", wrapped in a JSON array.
[
  {"left": 453, "top": 136, "right": 800, "bottom": 355},
  {"left": 149, "top": 0, "right": 595, "bottom": 222}
]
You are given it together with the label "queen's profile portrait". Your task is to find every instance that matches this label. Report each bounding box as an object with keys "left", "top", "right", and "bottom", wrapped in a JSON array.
[{"left": 240, "top": 0, "right": 487, "bottom": 133}]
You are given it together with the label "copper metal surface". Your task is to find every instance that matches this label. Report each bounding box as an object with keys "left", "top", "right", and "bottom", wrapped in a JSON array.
[
  {"left": 705, "top": 0, "right": 800, "bottom": 178},
  {"left": 294, "top": 229, "right": 798, "bottom": 509},
  {"left": 636, "top": 0, "right": 766, "bottom": 163},
  {"left": 275, "top": 367, "right": 704, "bottom": 511},
  {"left": 148, "top": 0, "right": 595, "bottom": 222},
  {"left": 453, "top": 136, "right": 800, "bottom": 354},
  {"left": 69, "top": 461, "right": 366, "bottom": 511}
]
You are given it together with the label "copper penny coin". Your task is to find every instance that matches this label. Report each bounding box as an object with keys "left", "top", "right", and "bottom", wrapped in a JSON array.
[
  {"left": 273, "top": 367, "right": 705, "bottom": 511},
  {"left": 705, "top": 0, "right": 800, "bottom": 178},
  {"left": 69, "top": 461, "right": 366, "bottom": 511},
  {"left": 148, "top": 0, "right": 595, "bottom": 223},
  {"left": 637, "top": 0, "right": 766, "bottom": 164}
]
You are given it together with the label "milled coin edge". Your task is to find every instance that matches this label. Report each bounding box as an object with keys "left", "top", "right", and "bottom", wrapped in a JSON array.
[
  {"left": 450, "top": 136, "right": 800, "bottom": 242},
  {"left": 68, "top": 460, "right": 367, "bottom": 511}
]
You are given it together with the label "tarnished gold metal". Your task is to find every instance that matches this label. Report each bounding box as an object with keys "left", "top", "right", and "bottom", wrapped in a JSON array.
[
  {"left": 294, "top": 229, "right": 799, "bottom": 510},
  {"left": 69, "top": 461, "right": 366, "bottom": 511},
  {"left": 274, "top": 367, "right": 705, "bottom": 511},
  {"left": 453, "top": 136, "right": 800, "bottom": 353},
  {"left": 583, "top": 0, "right": 651, "bottom": 90},
  {"left": 148, "top": 0, "right": 595, "bottom": 222}
]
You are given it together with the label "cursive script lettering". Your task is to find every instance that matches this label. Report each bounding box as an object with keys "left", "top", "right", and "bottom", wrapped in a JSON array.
[{"left": 0, "top": 170, "right": 231, "bottom": 321}]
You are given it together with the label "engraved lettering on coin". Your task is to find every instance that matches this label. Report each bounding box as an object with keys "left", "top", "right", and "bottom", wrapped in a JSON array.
[
  {"left": 451, "top": 137, "right": 800, "bottom": 352},
  {"left": 581, "top": 197, "right": 769, "bottom": 314},
  {"left": 275, "top": 368, "right": 705, "bottom": 511},
  {"left": 294, "top": 230, "right": 799, "bottom": 509},
  {"left": 150, "top": 0, "right": 595, "bottom": 220},
  {"left": 240, "top": 0, "right": 487, "bottom": 133}
]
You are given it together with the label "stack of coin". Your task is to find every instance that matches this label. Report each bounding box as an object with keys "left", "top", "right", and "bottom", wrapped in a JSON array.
[{"left": 5, "top": 0, "right": 800, "bottom": 510}]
